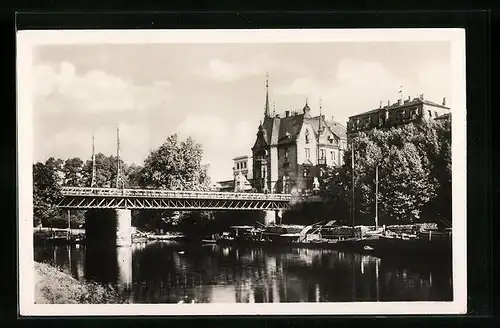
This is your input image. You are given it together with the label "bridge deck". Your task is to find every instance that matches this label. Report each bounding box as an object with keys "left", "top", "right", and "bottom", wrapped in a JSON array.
[
  {"left": 60, "top": 187, "right": 292, "bottom": 201},
  {"left": 57, "top": 187, "right": 292, "bottom": 210}
]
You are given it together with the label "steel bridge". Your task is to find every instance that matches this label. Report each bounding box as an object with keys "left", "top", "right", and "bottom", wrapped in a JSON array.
[{"left": 56, "top": 187, "right": 292, "bottom": 210}]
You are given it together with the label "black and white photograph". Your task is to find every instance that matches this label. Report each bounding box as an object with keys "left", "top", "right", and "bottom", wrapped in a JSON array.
[{"left": 17, "top": 29, "right": 467, "bottom": 315}]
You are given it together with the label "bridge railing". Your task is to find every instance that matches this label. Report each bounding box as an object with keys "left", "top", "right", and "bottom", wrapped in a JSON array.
[{"left": 60, "top": 186, "right": 292, "bottom": 201}]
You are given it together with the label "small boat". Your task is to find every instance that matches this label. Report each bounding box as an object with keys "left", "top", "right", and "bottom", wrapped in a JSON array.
[
  {"left": 201, "top": 239, "right": 217, "bottom": 244},
  {"left": 364, "top": 245, "right": 374, "bottom": 251},
  {"left": 178, "top": 251, "right": 185, "bottom": 255}
]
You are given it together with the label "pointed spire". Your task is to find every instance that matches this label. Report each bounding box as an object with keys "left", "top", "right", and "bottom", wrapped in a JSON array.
[
  {"left": 264, "top": 72, "right": 270, "bottom": 118},
  {"left": 303, "top": 97, "right": 311, "bottom": 118},
  {"left": 272, "top": 102, "right": 276, "bottom": 116}
]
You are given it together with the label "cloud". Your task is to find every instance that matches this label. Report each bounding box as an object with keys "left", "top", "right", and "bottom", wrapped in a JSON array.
[
  {"left": 175, "top": 114, "right": 255, "bottom": 182},
  {"left": 275, "top": 58, "right": 412, "bottom": 124},
  {"left": 35, "top": 122, "right": 152, "bottom": 166},
  {"left": 33, "top": 61, "right": 173, "bottom": 113},
  {"left": 196, "top": 55, "right": 309, "bottom": 82}
]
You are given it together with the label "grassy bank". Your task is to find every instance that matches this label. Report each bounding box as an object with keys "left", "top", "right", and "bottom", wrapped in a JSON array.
[{"left": 34, "top": 261, "right": 128, "bottom": 304}]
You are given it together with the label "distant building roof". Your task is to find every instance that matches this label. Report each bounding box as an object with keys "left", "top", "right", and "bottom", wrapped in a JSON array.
[
  {"left": 257, "top": 112, "right": 347, "bottom": 147},
  {"left": 349, "top": 97, "right": 450, "bottom": 119},
  {"left": 233, "top": 155, "right": 252, "bottom": 161},
  {"left": 277, "top": 114, "right": 305, "bottom": 144}
]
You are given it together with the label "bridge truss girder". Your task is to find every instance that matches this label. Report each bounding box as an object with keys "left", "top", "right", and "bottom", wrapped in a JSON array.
[{"left": 56, "top": 196, "right": 290, "bottom": 211}]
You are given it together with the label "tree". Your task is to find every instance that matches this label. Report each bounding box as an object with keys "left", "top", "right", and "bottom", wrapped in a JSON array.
[
  {"left": 125, "top": 163, "right": 143, "bottom": 188},
  {"left": 340, "top": 120, "right": 450, "bottom": 225},
  {"left": 133, "top": 134, "right": 212, "bottom": 232},
  {"left": 63, "top": 157, "right": 84, "bottom": 186},
  {"left": 140, "top": 134, "right": 211, "bottom": 191},
  {"left": 81, "top": 153, "right": 129, "bottom": 188},
  {"left": 33, "top": 161, "right": 62, "bottom": 226}
]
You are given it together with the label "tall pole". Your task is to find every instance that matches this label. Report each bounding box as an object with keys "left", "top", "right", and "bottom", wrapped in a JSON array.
[
  {"left": 91, "top": 134, "right": 96, "bottom": 187},
  {"left": 351, "top": 145, "right": 355, "bottom": 227},
  {"left": 116, "top": 127, "right": 121, "bottom": 189},
  {"left": 67, "top": 210, "right": 71, "bottom": 241},
  {"left": 375, "top": 164, "right": 379, "bottom": 229}
]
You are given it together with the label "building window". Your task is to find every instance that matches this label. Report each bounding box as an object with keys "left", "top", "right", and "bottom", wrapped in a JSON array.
[
  {"left": 284, "top": 148, "right": 289, "bottom": 160},
  {"left": 305, "top": 148, "right": 310, "bottom": 158},
  {"left": 303, "top": 166, "right": 310, "bottom": 177},
  {"left": 331, "top": 151, "right": 334, "bottom": 160},
  {"left": 428, "top": 110, "right": 432, "bottom": 118},
  {"left": 320, "top": 149, "right": 325, "bottom": 159}
]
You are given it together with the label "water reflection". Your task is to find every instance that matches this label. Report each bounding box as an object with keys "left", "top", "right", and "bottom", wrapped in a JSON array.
[{"left": 34, "top": 242, "right": 453, "bottom": 303}]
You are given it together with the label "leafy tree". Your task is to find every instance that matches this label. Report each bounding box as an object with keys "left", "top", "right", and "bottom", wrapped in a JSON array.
[
  {"left": 125, "top": 163, "right": 143, "bottom": 188},
  {"left": 140, "top": 134, "right": 211, "bottom": 191},
  {"left": 330, "top": 119, "right": 450, "bottom": 225},
  {"left": 44, "top": 157, "right": 65, "bottom": 186},
  {"left": 133, "top": 135, "right": 211, "bottom": 232},
  {"left": 81, "top": 153, "right": 129, "bottom": 188},
  {"left": 33, "top": 161, "right": 62, "bottom": 226},
  {"left": 63, "top": 157, "right": 84, "bottom": 186}
]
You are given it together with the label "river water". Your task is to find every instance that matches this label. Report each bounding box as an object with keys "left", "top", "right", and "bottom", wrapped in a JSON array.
[{"left": 34, "top": 241, "right": 453, "bottom": 303}]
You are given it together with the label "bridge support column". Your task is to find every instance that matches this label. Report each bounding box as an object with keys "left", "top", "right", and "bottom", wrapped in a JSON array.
[
  {"left": 276, "top": 209, "right": 283, "bottom": 225},
  {"left": 116, "top": 209, "right": 132, "bottom": 246},
  {"left": 264, "top": 210, "right": 277, "bottom": 226}
]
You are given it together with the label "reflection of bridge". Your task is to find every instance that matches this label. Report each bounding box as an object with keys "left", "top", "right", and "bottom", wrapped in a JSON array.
[{"left": 57, "top": 187, "right": 292, "bottom": 210}]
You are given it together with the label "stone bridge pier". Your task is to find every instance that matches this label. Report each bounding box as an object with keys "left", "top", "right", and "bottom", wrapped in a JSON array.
[
  {"left": 264, "top": 209, "right": 284, "bottom": 225},
  {"left": 85, "top": 209, "right": 132, "bottom": 246}
]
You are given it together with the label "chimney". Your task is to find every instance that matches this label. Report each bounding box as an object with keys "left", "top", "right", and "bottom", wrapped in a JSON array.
[
  {"left": 331, "top": 116, "right": 334, "bottom": 121},
  {"left": 285, "top": 110, "right": 290, "bottom": 117},
  {"left": 397, "top": 99, "right": 403, "bottom": 105},
  {"left": 387, "top": 100, "right": 390, "bottom": 106},
  {"left": 442, "top": 97, "right": 446, "bottom": 106},
  {"left": 408, "top": 96, "right": 411, "bottom": 101}
]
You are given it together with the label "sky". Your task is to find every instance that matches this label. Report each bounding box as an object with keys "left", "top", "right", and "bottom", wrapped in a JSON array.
[{"left": 31, "top": 41, "right": 452, "bottom": 182}]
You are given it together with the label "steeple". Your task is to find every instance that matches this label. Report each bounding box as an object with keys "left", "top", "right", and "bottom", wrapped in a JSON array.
[
  {"left": 303, "top": 97, "right": 311, "bottom": 118},
  {"left": 264, "top": 72, "right": 270, "bottom": 118}
]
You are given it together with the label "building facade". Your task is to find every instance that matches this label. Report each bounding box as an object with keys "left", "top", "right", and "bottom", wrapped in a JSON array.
[
  {"left": 251, "top": 79, "right": 347, "bottom": 194},
  {"left": 346, "top": 94, "right": 451, "bottom": 138},
  {"left": 233, "top": 155, "right": 253, "bottom": 180}
]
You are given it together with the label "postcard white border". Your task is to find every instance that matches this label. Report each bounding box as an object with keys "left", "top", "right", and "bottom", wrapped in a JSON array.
[{"left": 17, "top": 28, "right": 467, "bottom": 316}]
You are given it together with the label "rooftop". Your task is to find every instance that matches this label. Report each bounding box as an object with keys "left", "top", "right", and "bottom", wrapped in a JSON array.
[{"left": 349, "top": 96, "right": 450, "bottom": 120}]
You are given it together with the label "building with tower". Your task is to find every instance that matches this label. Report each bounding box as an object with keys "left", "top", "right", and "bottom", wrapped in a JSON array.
[{"left": 251, "top": 75, "right": 347, "bottom": 194}]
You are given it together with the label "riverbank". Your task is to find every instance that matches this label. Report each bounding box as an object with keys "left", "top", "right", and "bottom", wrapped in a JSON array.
[{"left": 34, "top": 261, "right": 127, "bottom": 304}]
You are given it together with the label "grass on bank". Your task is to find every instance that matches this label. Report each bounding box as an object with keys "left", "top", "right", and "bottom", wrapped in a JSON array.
[{"left": 34, "top": 261, "right": 128, "bottom": 304}]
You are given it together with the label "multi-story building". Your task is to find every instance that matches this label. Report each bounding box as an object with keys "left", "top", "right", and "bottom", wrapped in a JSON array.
[
  {"left": 251, "top": 79, "right": 347, "bottom": 194},
  {"left": 233, "top": 155, "right": 253, "bottom": 192},
  {"left": 233, "top": 155, "right": 253, "bottom": 180},
  {"left": 346, "top": 94, "right": 451, "bottom": 138}
]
